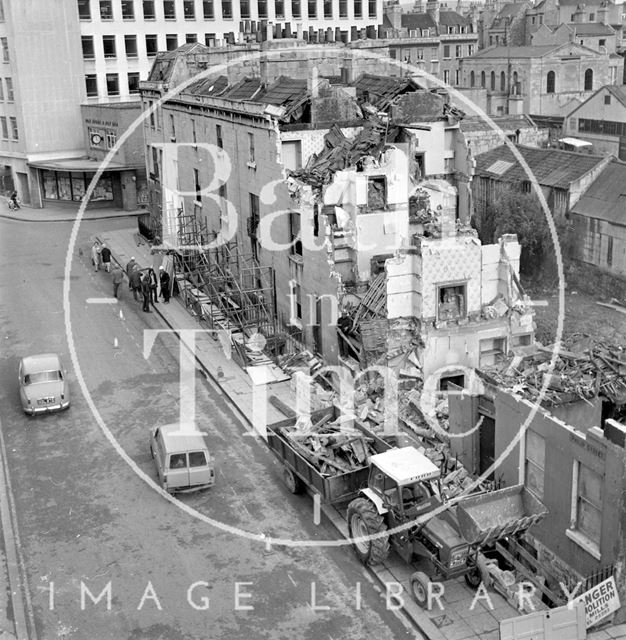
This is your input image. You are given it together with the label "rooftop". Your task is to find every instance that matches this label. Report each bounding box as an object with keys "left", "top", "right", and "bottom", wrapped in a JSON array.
[
  {"left": 474, "top": 144, "right": 606, "bottom": 188},
  {"left": 568, "top": 22, "right": 615, "bottom": 36},
  {"left": 570, "top": 160, "right": 626, "bottom": 225},
  {"left": 470, "top": 44, "right": 559, "bottom": 58}
]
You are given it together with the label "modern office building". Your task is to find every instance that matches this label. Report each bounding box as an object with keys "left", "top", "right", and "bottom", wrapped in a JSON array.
[{"left": 0, "top": 0, "right": 383, "bottom": 208}]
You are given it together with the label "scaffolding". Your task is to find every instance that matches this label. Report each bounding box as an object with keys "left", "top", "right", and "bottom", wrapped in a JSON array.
[{"left": 171, "top": 208, "right": 283, "bottom": 369}]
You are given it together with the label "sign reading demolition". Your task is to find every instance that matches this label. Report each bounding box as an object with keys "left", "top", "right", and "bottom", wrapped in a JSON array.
[{"left": 572, "top": 576, "right": 621, "bottom": 628}]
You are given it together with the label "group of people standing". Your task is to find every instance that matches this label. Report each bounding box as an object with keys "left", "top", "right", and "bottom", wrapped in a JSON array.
[{"left": 90, "top": 240, "right": 171, "bottom": 312}]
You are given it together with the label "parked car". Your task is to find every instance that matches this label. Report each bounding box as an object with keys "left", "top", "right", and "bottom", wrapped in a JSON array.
[
  {"left": 19, "top": 353, "right": 70, "bottom": 415},
  {"left": 150, "top": 423, "right": 215, "bottom": 493}
]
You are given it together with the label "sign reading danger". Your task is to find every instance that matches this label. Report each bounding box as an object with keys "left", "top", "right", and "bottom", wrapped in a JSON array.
[{"left": 573, "top": 576, "right": 621, "bottom": 629}]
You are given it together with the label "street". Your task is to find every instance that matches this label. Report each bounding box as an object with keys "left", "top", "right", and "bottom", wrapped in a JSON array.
[{"left": 0, "top": 215, "right": 418, "bottom": 640}]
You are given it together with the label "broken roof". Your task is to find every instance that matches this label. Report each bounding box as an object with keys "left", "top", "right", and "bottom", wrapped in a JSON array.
[
  {"left": 187, "top": 75, "right": 229, "bottom": 97},
  {"left": 570, "top": 161, "right": 626, "bottom": 225},
  {"left": 220, "top": 76, "right": 263, "bottom": 101},
  {"left": 353, "top": 73, "right": 421, "bottom": 110},
  {"left": 474, "top": 144, "right": 606, "bottom": 189}
]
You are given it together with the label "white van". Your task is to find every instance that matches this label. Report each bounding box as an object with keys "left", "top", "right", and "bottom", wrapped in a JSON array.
[{"left": 149, "top": 423, "right": 215, "bottom": 493}]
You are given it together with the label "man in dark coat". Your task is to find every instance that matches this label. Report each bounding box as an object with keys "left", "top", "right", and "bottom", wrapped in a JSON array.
[
  {"left": 126, "top": 256, "right": 136, "bottom": 278},
  {"left": 141, "top": 272, "right": 152, "bottom": 313},
  {"left": 100, "top": 243, "right": 112, "bottom": 272},
  {"left": 129, "top": 265, "right": 142, "bottom": 302},
  {"left": 159, "top": 266, "right": 171, "bottom": 303},
  {"left": 148, "top": 268, "right": 159, "bottom": 304},
  {"left": 111, "top": 265, "right": 124, "bottom": 299}
]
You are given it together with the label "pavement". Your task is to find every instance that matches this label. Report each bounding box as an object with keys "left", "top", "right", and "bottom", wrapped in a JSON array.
[
  {"left": 0, "top": 201, "right": 146, "bottom": 223},
  {"left": 0, "top": 203, "right": 624, "bottom": 640}
]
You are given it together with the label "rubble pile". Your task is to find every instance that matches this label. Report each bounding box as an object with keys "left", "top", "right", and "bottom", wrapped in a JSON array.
[
  {"left": 280, "top": 414, "right": 380, "bottom": 475},
  {"left": 484, "top": 342, "right": 626, "bottom": 406}
]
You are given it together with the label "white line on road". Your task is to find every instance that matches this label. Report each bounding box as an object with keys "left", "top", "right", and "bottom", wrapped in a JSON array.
[
  {"left": 313, "top": 494, "right": 321, "bottom": 525},
  {"left": 529, "top": 300, "right": 549, "bottom": 307},
  {"left": 85, "top": 297, "right": 118, "bottom": 304}
]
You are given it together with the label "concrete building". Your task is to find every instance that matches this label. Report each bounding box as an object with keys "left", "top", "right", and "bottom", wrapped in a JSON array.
[
  {"left": 563, "top": 84, "right": 626, "bottom": 158},
  {"left": 0, "top": 0, "right": 382, "bottom": 207},
  {"left": 459, "top": 42, "right": 622, "bottom": 117},
  {"left": 140, "top": 43, "right": 534, "bottom": 388}
]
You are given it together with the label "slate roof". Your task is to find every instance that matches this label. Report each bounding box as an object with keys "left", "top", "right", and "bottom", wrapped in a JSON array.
[
  {"left": 474, "top": 144, "right": 606, "bottom": 188},
  {"left": 187, "top": 75, "right": 229, "bottom": 97},
  {"left": 401, "top": 13, "right": 437, "bottom": 30},
  {"left": 256, "top": 76, "right": 307, "bottom": 107},
  {"left": 571, "top": 161, "right": 626, "bottom": 224},
  {"left": 220, "top": 76, "right": 263, "bottom": 101},
  {"left": 353, "top": 73, "right": 420, "bottom": 109},
  {"left": 606, "top": 84, "right": 626, "bottom": 107},
  {"left": 438, "top": 10, "right": 471, "bottom": 25},
  {"left": 470, "top": 44, "right": 559, "bottom": 58},
  {"left": 569, "top": 22, "right": 615, "bottom": 36}
]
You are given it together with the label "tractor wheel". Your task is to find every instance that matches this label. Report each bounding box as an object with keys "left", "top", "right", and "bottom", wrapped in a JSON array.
[
  {"left": 283, "top": 467, "right": 304, "bottom": 495},
  {"left": 347, "top": 498, "right": 390, "bottom": 566},
  {"left": 410, "top": 571, "right": 431, "bottom": 608}
]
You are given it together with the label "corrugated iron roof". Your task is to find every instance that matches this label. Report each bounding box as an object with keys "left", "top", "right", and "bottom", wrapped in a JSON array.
[
  {"left": 353, "top": 73, "right": 419, "bottom": 109},
  {"left": 257, "top": 76, "right": 308, "bottom": 106},
  {"left": 220, "top": 76, "right": 263, "bottom": 101},
  {"left": 570, "top": 161, "right": 626, "bottom": 225},
  {"left": 474, "top": 144, "right": 606, "bottom": 188},
  {"left": 187, "top": 75, "right": 229, "bottom": 97}
]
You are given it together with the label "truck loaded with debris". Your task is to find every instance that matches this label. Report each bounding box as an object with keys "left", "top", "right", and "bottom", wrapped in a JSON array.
[{"left": 268, "top": 407, "right": 548, "bottom": 607}]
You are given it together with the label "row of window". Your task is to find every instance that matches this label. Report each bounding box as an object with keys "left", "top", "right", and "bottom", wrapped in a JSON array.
[
  {"left": 467, "top": 68, "right": 594, "bottom": 94},
  {"left": 578, "top": 117, "right": 626, "bottom": 137},
  {"left": 85, "top": 72, "right": 140, "bottom": 97},
  {"left": 442, "top": 44, "right": 474, "bottom": 59},
  {"left": 78, "top": 0, "right": 376, "bottom": 21},
  {"left": 82, "top": 32, "right": 226, "bottom": 58},
  {"left": 0, "top": 116, "right": 18, "bottom": 141}
]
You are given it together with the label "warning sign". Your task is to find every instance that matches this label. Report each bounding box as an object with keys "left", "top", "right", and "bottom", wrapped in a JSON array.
[{"left": 572, "top": 576, "right": 621, "bottom": 629}]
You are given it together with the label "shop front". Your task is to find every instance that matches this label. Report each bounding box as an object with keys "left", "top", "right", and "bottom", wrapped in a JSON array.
[{"left": 30, "top": 157, "right": 139, "bottom": 210}]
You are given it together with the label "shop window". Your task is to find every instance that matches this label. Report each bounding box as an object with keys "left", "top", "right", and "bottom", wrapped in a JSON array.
[
  {"left": 145, "top": 34, "right": 158, "bottom": 56},
  {"left": 82, "top": 36, "right": 95, "bottom": 59},
  {"left": 308, "top": 0, "right": 317, "bottom": 18},
  {"left": 78, "top": 0, "right": 91, "bottom": 20},
  {"left": 85, "top": 74, "right": 98, "bottom": 97},
  {"left": 5, "top": 77, "right": 13, "bottom": 102},
  {"left": 354, "top": 0, "right": 362, "bottom": 17},
  {"left": 121, "top": 0, "right": 134, "bottom": 19},
  {"left": 570, "top": 461, "right": 603, "bottom": 549},
  {"left": 106, "top": 73, "right": 119, "bottom": 96},
  {"left": 166, "top": 34, "right": 178, "bottom": 51},
  {"left": 163, "top": 0, "right": 176, "bottom": 19},
  {"left": 143, "top": 0, "right": 156, "bottom": 19},
  {"left": 125, "top": 35, "right": 138, "bottom": 58},
  {"left": 438, "top": 284, "right": 466, "bottom": 321},
  {"left": 102, "top": 35, "right": 116, "bottom": 58},
  {"left": 546, "top": 70, "right": 555, "bottom": 94},
  {"left": 100, "top": 0, "right": 113, "bottom": 19},
  {"left": 184, "top": 0, "right": 195, "bottom": 19},
  {"left": 0, "top": 116, "right": 7, "bottom": 139},
  {"left": 525, "top": 430, "right": 545, "bottom": 499},
  {"left": 203, "top": 0, "right": 214, "bottom": 18},
  {"left": 366, "top": 176, "right": 387, "bottom": 210},
  {"left": 292, "top": 0, "right": 301, "bottom": 18}
]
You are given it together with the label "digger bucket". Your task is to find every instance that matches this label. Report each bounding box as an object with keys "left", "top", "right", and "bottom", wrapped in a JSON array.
[{"left": 455, "top": 485, "right": 547, "bottom": 547}]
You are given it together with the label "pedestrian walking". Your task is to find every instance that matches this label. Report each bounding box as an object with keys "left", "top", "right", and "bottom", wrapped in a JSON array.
[
  {"left": 125, "top": 256, "right": 136, "bottom": 279},
  {"left": 111, "top": 265, "right": 124, "bottom": 299},
  {"left": 141, "top": 272, "right": 152, "bottom": 313},
  {"left": 148, "top": 268, "right": 159, "bottom": 304},
  {"left": 91, "top": 241, "right": 101, "bottom": 272},
  {"left": 159, "top": 266, "right": 171, "bottom": 303},
  {"left": 100, "top": 243, "right": 112, "bottom": 273},
  {"left": 129, "top": 265, "right": 142, "bottom": 302},
  {"left": 9, "top": 191, "right": 20, "bottom": 210}
]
